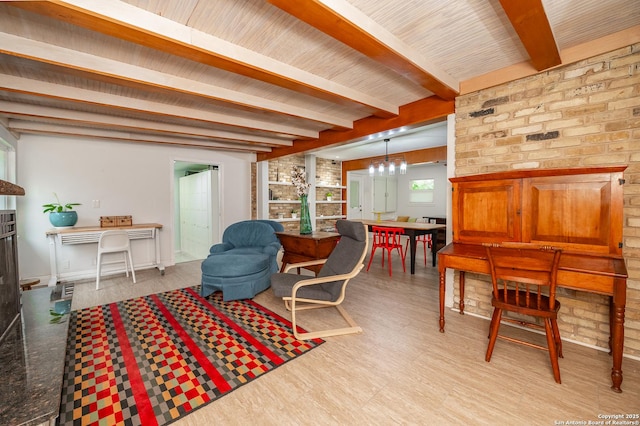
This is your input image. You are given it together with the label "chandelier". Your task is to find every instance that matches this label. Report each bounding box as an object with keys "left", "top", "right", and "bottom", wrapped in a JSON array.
[{"left": 368, "top": 139, "right": 407, "bottom": 176}]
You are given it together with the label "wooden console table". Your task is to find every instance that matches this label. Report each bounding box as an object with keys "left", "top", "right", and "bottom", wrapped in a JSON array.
[
  {"left": 439, "top": 166, "right": 628, "bottom": 392},
  {"left": 439, "top": 243, "right": 627, "bottom": 392},
  {"left": 275, "top": 230, "right": 340, "bottom": 275},
  {"left": 46, "top": 223, "right": 164, "bottom": 285}
]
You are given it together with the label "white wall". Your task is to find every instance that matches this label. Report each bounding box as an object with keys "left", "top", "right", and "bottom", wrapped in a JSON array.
[
  {"left": 16, "top": 134, "right": 254, "bottom": 283},
  {"left": 395, "top": 163, "right": 448, "bottom": 219},
  {"left": 350, "top": 162, "right": 447, "bottom": 221}
]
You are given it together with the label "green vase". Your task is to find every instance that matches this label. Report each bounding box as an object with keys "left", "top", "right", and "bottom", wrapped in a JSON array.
[{"left": 299, "top": 195, "right": 312, "bottom": 235}]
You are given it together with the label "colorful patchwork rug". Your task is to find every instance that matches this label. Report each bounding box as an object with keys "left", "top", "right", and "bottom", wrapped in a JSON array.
[{"left": 58, "top": 286, "right": 323, "bottom": 425}]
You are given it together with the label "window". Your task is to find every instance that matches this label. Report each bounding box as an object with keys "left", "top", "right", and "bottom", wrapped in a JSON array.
[{"left": 409, "top": 178, "right": 434, "bottom": 204}]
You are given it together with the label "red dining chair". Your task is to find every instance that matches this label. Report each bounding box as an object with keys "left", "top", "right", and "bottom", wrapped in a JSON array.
[
  {"left": 404, "top": 234, "right": 431, "bottom": 265},
  {"left": 366, "top": 226, "right": 406, "bottom": 276}
]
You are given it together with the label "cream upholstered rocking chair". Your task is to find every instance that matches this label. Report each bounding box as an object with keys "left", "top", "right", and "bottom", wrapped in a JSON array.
[{"left": 270, "top": 220, "right": 368, "bottom": 340}]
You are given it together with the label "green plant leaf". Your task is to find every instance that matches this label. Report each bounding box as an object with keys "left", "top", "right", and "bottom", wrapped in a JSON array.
[{"left": 42, "top": 196, "right": 81, "bottom": 213}]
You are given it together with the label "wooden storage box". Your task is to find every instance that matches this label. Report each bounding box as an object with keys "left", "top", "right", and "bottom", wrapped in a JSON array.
[
  {"left": 100, "top": 216, "right": 116, "bottom": 227},
  {"left": 100, "top": 215, "right": 133, "bottom": 227},
  {"left": 116, "top": 215, "right": 132, "bottom": 226}
]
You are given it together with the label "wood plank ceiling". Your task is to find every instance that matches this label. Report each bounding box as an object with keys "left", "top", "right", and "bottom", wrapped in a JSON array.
[{"left": 0, "top": 0, "right": 638, "bottom": 160}]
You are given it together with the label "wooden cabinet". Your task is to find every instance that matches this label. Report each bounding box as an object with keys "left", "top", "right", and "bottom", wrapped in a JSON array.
[
  {"left": 275, "top": 230, "right": 341, "bottom": 274},
  {"left": 451, "top": 178, "right": 521, "bottom": 243},
  {"left": 450, "top": 166, "right": 625, "bottom": 255}
]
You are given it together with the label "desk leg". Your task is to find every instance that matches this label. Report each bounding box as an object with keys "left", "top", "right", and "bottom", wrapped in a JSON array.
[
  {"left": 439, "top": 267, "right": 446, "bottom": 332},
  {"left": 155, "top": 228, "right": 165, "bottom": 275},
  {"left": 280, "top": 252, "right": 290, "bottom": 273},
  {"left": 47, "top": 234, "right": 59, "bottom": 286},
  {"left": 610, "top": 279, "right": 626, "bottom": 392},
  {"left": 459, "top": 271, "right": 465, "bottom": 315}
]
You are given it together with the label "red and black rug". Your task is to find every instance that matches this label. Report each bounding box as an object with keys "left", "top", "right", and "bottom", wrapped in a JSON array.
[{"left": 58, "top": 286, "right": 323, "bottom": 425}]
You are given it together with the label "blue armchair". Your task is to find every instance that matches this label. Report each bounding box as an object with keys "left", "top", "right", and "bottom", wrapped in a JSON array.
[{"left": 201, "top": 220, "right": 284, "bottom": 301}]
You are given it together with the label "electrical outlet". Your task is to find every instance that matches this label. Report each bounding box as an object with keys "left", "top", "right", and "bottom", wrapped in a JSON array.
[{"left": 92, "top": 199, "right": 100, "bottom": 208}]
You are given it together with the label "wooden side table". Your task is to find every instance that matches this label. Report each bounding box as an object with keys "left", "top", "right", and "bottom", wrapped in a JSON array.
[
  {"left": 275, "top": 231, "right": 341, "bottom": 275},
  {"left": 20, "top": 278, "right": 40, "bottom": 291}
]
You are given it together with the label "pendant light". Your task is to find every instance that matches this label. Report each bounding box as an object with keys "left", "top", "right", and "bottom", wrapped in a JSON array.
[{"left": 368, "top": 139, "right": 407, "bottom": 176}]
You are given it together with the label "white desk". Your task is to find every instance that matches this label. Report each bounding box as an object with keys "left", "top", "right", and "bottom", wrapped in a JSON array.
[{"left": 46, "top": 223, "right": 163, "bottom": 285}]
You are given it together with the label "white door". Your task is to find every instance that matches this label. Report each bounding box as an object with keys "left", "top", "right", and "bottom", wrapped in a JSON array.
[
  {"left": 179, "top": 169, "right": 219, "bottom": 259},
  {"left": 347, "top": 173, "right": 364, "bottom": 220}
]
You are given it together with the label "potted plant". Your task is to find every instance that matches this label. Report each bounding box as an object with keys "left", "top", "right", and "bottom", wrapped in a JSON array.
[
  {"left": 291, "top": 208, "right": 298, "bottom": 219},
  {"left": 326, "top": 191, "right": 333, "bottom": 201},
  {"left": 42, "top": 193, "right": 81, "bottom": 227}
]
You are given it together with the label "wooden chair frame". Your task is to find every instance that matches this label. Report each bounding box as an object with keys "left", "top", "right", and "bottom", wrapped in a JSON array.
[
  {"left": 279, "top": 228, "right": 369, "bottom": 340},
  {"left": 484, "top": 242, "right": 563, "bottom": 383}
]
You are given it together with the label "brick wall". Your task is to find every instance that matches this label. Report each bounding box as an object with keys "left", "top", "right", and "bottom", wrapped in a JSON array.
[
  {"left": 315, "top": 158, "right": 343, "bottom": 232},
  {"left": 267, "top": 155, "right": 305, "bottom": 231},
  {"left": 454, "top": 44, "right": 640, "bottom": 357}
]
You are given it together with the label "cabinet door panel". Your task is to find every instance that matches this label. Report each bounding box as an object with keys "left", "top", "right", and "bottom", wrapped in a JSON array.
[
  {"left": 373, "top": 176, "right": 396, "bottom": 213},
  {"left": 373, "top": 177, "right": 387, "bottom": 212},
  {"left": 452, "top": 179, "right": 521, "bottom": 243},
  {"left": 522, "top": 173, "right": 620, "bottom": 254}
]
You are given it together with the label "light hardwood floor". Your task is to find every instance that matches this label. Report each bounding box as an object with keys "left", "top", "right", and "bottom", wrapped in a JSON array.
[{"left": 71, "top": 251, "right": 640, "bottom": 425}]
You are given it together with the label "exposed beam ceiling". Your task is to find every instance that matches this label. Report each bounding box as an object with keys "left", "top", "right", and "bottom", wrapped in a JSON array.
[
  {"left": 0, "top": 32, "right": 353, "bottom": 130},
  {"left": 0, "top": 0, "right": 637, "bottom": 159},
  {"left": 8, "top": 0, "right": 399, "bottom": 118}
]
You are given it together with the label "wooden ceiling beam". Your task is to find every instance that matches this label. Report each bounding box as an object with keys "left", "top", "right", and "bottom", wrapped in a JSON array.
[
  {"left": 341, "top": 145, "right": 447, "bottom": 172},
  {"left": 257, "top": 96, "right": 453, "bottom": 161},
  {"left": 9, "top": 120, "right": 270, "bottom": 152},
  {"left": 269, "top": 0, "right": 458, "bottom": 100},
  {"left": 498, "top": 0, "right": 561, "bottom": 71},
  {"left": 0, "top": 101, "right": 291, "bottom": 147},
  {"left": 0, "top": 75, "right": 317, "bottom": 138},
  {"left": 8, "top": 0, "right": 398, "bottom": 118},
  {"left": 461, "top": 25, "right": 640, "bottom": 94},
  {"left": 0, "top": 32, "right": 353, "bottom": 130}
]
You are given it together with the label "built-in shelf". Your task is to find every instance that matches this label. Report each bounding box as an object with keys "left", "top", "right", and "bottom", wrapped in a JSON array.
[
  {"left": 273, "top": 217, "right": 301, "bottom": 222},
  {"left": 317, "top": 184, "right": 346, "bottom": 189},
  {"left": 264, "top": 157, "right": 344, "bottom": 231}
]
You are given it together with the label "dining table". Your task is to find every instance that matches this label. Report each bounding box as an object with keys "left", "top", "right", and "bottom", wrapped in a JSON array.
[{"left": 353, "top": 219, "right": 446, "bottom": 274}]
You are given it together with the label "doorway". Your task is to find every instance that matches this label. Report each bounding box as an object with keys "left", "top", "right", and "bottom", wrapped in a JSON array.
[
  {"left": 173, "top": 161, "right": 221, "bottom": 264},
  {"left": 347, "top": 172, "right": 365, "bottom": 220}
]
